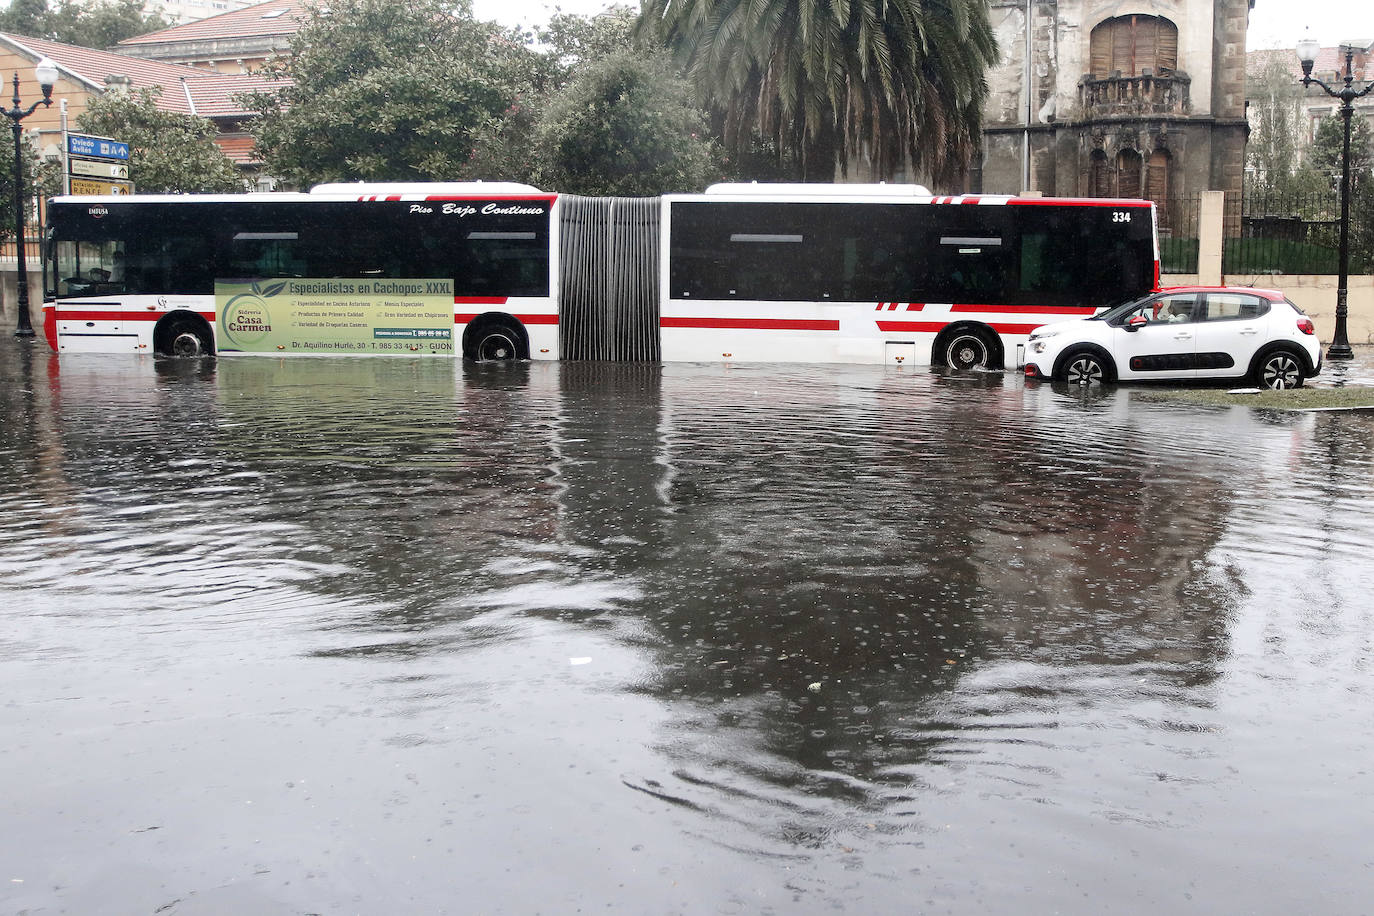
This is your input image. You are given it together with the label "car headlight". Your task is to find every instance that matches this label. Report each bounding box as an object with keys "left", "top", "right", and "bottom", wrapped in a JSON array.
[{"left": 1028, "top": 328, "right": 1059, "bottom": 342}]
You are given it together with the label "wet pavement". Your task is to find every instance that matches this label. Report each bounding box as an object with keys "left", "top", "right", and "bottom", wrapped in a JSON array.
[{"left": 3, "top": 343, "right": 1374, "bottom": 914}]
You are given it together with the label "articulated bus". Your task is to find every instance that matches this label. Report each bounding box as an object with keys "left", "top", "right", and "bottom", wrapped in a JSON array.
[{"left": 42, "top": 182, "right": 1159, "bottom": 369}]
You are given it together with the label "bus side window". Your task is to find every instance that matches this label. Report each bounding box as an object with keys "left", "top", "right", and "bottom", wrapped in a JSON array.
[{"left": 229, "top": 232, "right": 305, "bottom": 277}]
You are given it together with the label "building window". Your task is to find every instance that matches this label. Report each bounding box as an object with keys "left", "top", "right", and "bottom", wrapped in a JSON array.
[
  {"left": 1089, "top": 16, "right": 1179, "bottom": 78},
  {"left": 1117, "top": 149, "right": 1142, "bottom": 199},
  {"left": 1090, "top": 150, "right": 1112, "bottom": 197}
]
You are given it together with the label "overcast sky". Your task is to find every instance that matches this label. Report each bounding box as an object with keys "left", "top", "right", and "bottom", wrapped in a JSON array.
[
  {"left": 1247, "top": 0, "right": 1371, "bottom": 51},
  {"left": 471, "top": 0, "right": 1368, "bottom": 52},
  {"left": 472, "top": 0, "right": 1363, "bottom": 50}
]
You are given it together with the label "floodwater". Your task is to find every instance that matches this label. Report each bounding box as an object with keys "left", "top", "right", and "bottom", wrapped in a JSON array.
[{"left": 3, "top": 343, "right": 1374, "bottom": 915}]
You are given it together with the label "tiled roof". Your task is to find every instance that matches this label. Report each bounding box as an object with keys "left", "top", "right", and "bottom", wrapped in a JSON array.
[
  {"left": 1247, "top": 44, "right": 1372, "bottom": 82},
  {"left": 2, "top": 32, "right": 204, "bottom": 112},
  {"left": 0, "top": 32, "right": 289, "bottom": 118},
  {"left": 214, "top": 135, "right": 260, "bottom": 164},
  {"left": 118, "top": 0, "right": 307, "bottom": 47},
  {"left": 183, "top": 73, "right": 290, "bottom": 117}
]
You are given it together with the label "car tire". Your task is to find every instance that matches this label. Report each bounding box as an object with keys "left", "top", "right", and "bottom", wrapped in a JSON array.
[
  {"left": 1254, "top": 349, "right": 1306, "bottom": 390},
  {"left": 1058, "top": 350, "right": 1111, "bottom": 386}
]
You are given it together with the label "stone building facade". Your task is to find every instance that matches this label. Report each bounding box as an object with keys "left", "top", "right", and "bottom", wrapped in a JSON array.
[{"left": 979, "top": 0, "right": 1251, "bottom": 223}]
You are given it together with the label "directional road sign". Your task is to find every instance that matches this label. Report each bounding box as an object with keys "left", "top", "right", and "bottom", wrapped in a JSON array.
[
  {"left": 67, "top": 134, "right": 130, "bottom": 161},
  {"left": 69, "top": 157, "right": 130, "bottom": 180},
  {"left": 70, "top": 178, "right": 133, "bottom": 196}
]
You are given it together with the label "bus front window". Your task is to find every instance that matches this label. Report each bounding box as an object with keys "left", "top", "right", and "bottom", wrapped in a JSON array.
[{"left": 53, "top": 239, "right": 126, "bottom": 297}]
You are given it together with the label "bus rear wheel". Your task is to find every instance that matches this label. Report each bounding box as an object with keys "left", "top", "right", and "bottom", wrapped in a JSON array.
[
  {"left": 943, "top": 330, "right": 996, "bottom": 370},
  {"left": 465, "top": 319, "right": 527, "bottom": 362}
]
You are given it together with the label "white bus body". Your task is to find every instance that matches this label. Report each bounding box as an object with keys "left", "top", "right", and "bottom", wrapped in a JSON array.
[
  {"left": 658, "top": 188, "right": 1159, "bottom": 369},
  {"left": 44, "top": 183, "right": 561, "bottom": 359}
]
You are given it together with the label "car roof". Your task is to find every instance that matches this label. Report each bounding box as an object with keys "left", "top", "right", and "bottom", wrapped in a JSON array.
[{"left": 1156, "top": 285, "right": 1286, "bottom": 300}]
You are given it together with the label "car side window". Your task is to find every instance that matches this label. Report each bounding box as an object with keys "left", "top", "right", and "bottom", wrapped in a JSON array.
[
  {"left": 1202, "top": 293, "right": 1269, "bottom": 321},
  {"left": 1149, "top": 294, "right": 1196, "bottom": 323}
]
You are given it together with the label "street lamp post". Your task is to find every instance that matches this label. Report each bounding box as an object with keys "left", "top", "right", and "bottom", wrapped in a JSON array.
[
  {"left": 1297, "top": 39, "right": 1373, "bottom": 361},
  {"left": 5, "top": 57, "right": 57, "bottom": 338}
]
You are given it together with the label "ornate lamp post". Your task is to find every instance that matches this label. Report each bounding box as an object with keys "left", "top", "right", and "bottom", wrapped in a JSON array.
[
  {"left": 5, "top": 56, "right": 57, "bottom": 338},
  {"left": 1297, "top": 39, "right": 1373, "bottom": 361}
]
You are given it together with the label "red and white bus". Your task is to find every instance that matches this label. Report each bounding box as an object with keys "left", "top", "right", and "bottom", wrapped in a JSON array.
[
  {"left": 42, "top": 182, "right": 1159, "bottom": 369},
  {"left": 43, "top": 182, "right": 559, "bottom": 359},
  {"left": 659, "top": 183, "right": 1159, "bottom": 369}
]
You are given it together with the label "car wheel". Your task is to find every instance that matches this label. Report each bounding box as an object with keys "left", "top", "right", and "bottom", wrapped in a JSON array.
[
  {"left": 1061, "top": 351, "right": 1109, "bottom": 386},
  {"left": 1255, "top": 350, "right": 1305, "bottom": 389}
]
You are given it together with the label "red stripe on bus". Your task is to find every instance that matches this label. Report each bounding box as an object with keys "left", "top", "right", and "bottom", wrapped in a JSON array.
[
  {"left": 56, "top": 310, "right": 216, "bottom": 322},
  {"left": 455, "top": 313, "right": 558, "bottom": 325},
  {"left": 949, "top": 304, "right": 1097, "bottom": 315},
  {"left": 423, "top": 195, "right": 558, "bottom": 204},
  {"left": 875, "top": 302, "right": 926, "bottom": 311},
  {"left": 877, "top": 319, "right": 1048, "bottom": 336},
  {"left": 1008, "top": 198, "right": 1152, "bottom": 208},
  {"left": 876, "top": 320, "right": 948, "bottom": 333},
  {"left": 661, "top": 317, "right": 840, "bottom": 331},
  {"left": 455, "top": 296, "right": 510, "bottom": 305}
]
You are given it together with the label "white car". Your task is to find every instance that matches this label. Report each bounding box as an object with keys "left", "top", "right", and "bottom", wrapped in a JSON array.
[{"left": 1022, "top": 286, "right": 1323, "bottom": 389}]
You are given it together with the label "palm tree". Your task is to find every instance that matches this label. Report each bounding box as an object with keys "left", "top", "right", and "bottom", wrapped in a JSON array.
[{"left": 640, "top": 0, "right": 997, "bottom": 185}]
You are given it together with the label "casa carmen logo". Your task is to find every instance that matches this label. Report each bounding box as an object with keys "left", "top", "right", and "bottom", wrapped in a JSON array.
[{"left": 221, "top": 282, "right": 284, "bottom": 347}]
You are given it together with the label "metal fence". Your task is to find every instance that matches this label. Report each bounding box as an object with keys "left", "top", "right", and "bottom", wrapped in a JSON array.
[
  {"left": 0, "top": 234, "right": 42, "bottom": 266},
  {"left": 1158, "top": 196, "right": 1200, "bottom": 274},
  {"left": 1232, "top": 189, "right": 1372, "bottom": 275},
  {"left": 1160, "top": 190, "right": 1374, "bottom": 276}
]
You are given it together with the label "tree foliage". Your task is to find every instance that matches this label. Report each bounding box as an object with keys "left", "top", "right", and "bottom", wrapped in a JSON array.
[
  {"left": 532, "top": 49, "right": 719, "bottom": 196},
  {"left": 0, "top": 132, "right": 62, "bottom": 241},
  {"left": 1306, "top": 113, "right": 1373, "bottom": 193},
  {"left": 1245, "top": 57, "right": 1308, "bottom": 195},
  {"left": 0, "top": 0, "right": 168, "bottom": 49},
  {"left": 639, "top": 0, "right": 997, "bottom": 185},
  {"left": 245, "top": 0, "right": 535, "bottom": 186},
  {"left": 76, "top": 87, "right": 243, "bottom": 193}
]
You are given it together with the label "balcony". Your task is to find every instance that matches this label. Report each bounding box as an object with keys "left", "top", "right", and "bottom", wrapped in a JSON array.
[{"left": 1079, "top": 71, "right": 1191, "bottom": 118}]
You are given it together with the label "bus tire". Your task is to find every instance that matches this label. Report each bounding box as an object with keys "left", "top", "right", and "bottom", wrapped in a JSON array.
[
  {"left": 155, "top": 314, "right": 215, "bottom": 358},
  {"left": 464, "top": 317, "right": 528, "bottom": 362},
  {"left": 939, "top": 327, "right": 1000, "bottom": 371}
]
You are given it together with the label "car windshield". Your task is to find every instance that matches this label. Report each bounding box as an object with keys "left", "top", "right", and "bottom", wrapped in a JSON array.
[{"left": 1092, "top": 294, "right": 1158, "bottom": 322}]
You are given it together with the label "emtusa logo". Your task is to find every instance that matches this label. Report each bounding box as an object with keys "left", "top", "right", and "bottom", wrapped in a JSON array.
[{"left": 88, "top": 206, "right": 109, "bottom": 218}]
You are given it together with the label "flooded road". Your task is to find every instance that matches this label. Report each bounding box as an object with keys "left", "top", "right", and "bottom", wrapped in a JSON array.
[{"left": 3, "top": 344, "right": 1373, "bottom": 914}]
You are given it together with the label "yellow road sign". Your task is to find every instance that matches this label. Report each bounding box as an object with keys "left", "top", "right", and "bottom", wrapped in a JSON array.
[
  {"left": 70, "top": 178, "right": 134, "bottom": 196},
  {"left": 70, "top": 157, "right": 131, "bottom": 180}
]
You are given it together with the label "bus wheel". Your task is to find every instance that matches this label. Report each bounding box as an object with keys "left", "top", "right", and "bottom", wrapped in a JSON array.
[
  {"left": 158, "top": 317, "right": 213, "bottom": 358},
  {"left": 943, "top": 330, "right": 995, "bottom": 370},
  {"left": 468, "top": 322, "right": 524, "bottom": 361}
]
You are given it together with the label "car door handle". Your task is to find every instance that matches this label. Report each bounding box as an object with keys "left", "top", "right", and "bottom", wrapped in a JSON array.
[
  {"left": 1174, "top": 333, "right": 1192, "bottom": 341},
  {"left": 1239, "top": 328, "right": 1259, "bottom": 335}
]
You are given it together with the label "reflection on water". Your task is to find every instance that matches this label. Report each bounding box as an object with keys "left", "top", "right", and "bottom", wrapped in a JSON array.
[{"left": 3, "top": 346, "right": 1374, "bottom": 912}]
